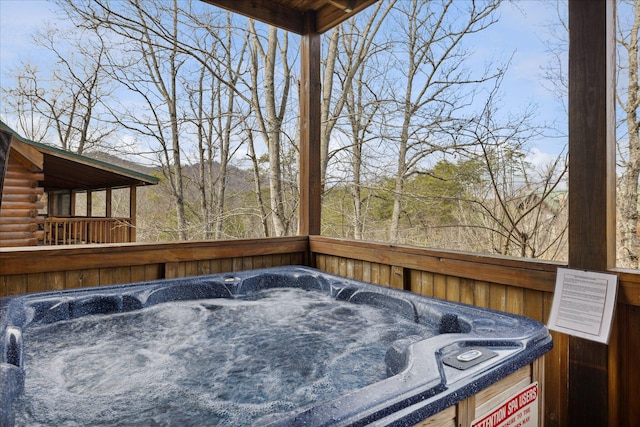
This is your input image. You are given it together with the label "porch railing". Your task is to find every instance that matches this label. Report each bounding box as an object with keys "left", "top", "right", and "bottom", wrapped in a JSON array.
[{"left": 43, "top": 217, "right": 133, "bottom": 245}]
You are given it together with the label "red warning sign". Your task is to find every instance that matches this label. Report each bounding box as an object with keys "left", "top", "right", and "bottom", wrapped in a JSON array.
[{"left": 471, "top": 382, "right": 539, "bottom": 427}]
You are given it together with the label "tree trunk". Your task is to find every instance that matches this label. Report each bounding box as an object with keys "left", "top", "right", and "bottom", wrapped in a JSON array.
[
  {"left": 617, "top": 0, "right": 640, "bottom": 268},
  {"left": 249, "top": 23, "right": 291, "bottom": 237}
]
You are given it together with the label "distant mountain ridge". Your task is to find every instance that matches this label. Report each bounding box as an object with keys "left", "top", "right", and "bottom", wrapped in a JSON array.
[
  {"left": 83, "top": 151, "right": 158, "bottom": 176},
  {"left": 84, "top": 151, "right": 253, "bottom": 192}
]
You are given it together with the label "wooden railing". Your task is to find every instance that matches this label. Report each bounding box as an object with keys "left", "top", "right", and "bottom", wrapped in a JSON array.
[
  {"left": 1, "top": 236, "right": 639, "bottom": 426},
  {"left": 43, "top": 217, "right": 133, "bottom": 245},
  {"left": 0, "top": 236, "right": 308, "bottom": 295}
]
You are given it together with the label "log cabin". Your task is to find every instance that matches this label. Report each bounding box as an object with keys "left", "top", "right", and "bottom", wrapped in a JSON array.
[
  {"left": 0, "top": 1, "right": 637, "bottom": 426},
  {"left": 0, "top": 121, "right": 158, "bottom": 247}
]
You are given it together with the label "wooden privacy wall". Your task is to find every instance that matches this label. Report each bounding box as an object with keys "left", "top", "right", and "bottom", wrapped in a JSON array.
[
  {"left": 310, "top": 236, "right": 640, "bottom": 427},
  {"left": 0, "top": 237, "right": 307, "bottom": 297}
]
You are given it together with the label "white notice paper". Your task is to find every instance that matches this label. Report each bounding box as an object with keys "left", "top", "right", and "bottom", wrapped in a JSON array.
[{"left": 547, "top": 268, "right": 618, "bottom": 344}]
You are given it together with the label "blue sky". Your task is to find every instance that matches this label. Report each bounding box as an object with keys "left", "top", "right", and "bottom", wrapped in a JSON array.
[
  {"left": 0, "top": 1, "right": 54, "bottom": 67},
  {"left": 0, "top": 0, "right": 568, "bottom": 168}
]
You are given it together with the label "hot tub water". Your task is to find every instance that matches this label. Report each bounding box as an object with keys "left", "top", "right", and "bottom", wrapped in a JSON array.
[{"left": 14, "top": 288, "right": 435, "bottom": 426}]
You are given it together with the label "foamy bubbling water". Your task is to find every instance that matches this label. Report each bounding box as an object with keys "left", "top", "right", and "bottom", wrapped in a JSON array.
[{"left": 15, "top": 288, "right": 434, "bottom": 426}]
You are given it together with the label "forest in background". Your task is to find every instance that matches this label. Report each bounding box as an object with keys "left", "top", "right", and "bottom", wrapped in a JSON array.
[{"left": 1, "top": 0, "right": 637, "bottom": 266}]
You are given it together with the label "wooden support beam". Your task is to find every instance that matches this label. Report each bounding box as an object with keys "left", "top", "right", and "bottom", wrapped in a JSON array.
[
  {"left": 315, "top": 0, "right": 379, "bottom": 33},
  {"left": 70, "top": 190, "right": 76, "bottom": 217},
  {"left": 201, "top": 0, "right": 304, "bottom": 34},
  {"left": 129, "top": 185, "right": 137, "bottom": 242},
  {"left": 87, "top": 190, "right": 92, "bottom": 217},
  {"left": 201, "top": 0, "right": 379, "bottom": 35},
  {"left": 106, "top": 188, "right": 112, "bottom": 218},
  {"left": 47, "top": 191, "right": 54, "bottom": 216},
  {"left": 567, "top": 1, "right": 616, "bottom": 426},
  {"left": 298, "top": 12, "right": 322, "bottom": 236}
]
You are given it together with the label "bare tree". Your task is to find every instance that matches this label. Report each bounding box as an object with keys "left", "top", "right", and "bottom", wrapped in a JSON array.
[
  {"left": 2, "top": 23, "right": 114, "bottom": 153},
  {"left": 320, "top": 1, "right": 395, "bottom": 193},
  {"left": 247, "top": 22, "right": 296, "bottom": 236},
  {"left": 245, "top": 126, "right": 271, "bottom": 237},
  {"left": 183, "top": 9, "right": 248, "bottom": 239},
  {"left": 2, "top": 64, "right": 51, "bottom": 142},
  {"left": 383, "top": 0, "right": 503, "bottom": 243},
  {"left": 62, "top": 0, "right": 191, "bottom": 239},
  {"left": 338, "top": 30, "right": 390, "bottom": 239},
  {"left": 465, "top": 114, "right": 568, "bottom": 259},
  {"left": 616, "top": 0, "right": 640, "bottom": 268},
  {"left": 434, "top": 55, "right": 568, "bottom": 259},
  {"left": 540, "top": 0, "right": 569, "bottom": 115}
]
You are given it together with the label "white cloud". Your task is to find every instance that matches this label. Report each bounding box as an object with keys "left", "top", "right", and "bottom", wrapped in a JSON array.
[{"left": 527, "top": 147, "right": 556, "bottom": 169}]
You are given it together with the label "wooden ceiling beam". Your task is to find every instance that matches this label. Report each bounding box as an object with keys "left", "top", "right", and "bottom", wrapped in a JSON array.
[
  {"left": 201, "top": 0, "right": 305, "bottom": 34},
  {"left": 315, "top": 0, "right": 378, "bottom": 33},
  {"left": 201, "top": 0, "right": 380, "bottom": 34}
]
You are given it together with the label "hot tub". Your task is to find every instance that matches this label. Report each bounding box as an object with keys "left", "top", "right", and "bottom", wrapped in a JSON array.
[{"left": 0, "top": 266, "right": 551, "bottom": 426}]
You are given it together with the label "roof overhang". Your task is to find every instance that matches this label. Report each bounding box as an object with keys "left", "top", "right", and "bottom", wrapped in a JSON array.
[
  {"left": 201, "top": 0, "right": 379, "bottom": 33},
  {"left": 36, "top": 144, "right": 159, "bottom": 192},
  {"left": 1, "top": 122, "right": 158, "bottom": 192}
]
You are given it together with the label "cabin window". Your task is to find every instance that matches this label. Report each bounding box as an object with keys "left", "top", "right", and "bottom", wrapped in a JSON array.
[{"left": 50, "top": 191, "right": 71, "bottom": 217}]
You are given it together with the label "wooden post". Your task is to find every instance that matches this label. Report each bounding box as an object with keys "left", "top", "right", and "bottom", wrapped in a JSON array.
[
  {"left": 70, "top": 191, "right": 76, "bottom": 217},
  {"left": 105, "top": 188, "right": 112, "bottom": 218},
  {"left": 298, "top": 11, "right": 321, "bottom": 236},
  {"left": 86, "top": 190, "right": 92, "bottom": 217},
  {"left": 129, "top": 185, "right": 137, "bottom": 242},
  {"left": 567, "top": 1, "right": 616, "bottom": 426},
  {"left": 48, "top": 191, "right": 55, "bottom": 216}
]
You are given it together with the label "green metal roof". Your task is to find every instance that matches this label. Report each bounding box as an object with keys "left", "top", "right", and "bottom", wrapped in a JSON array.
[{"left": 1, "top": 120, "right": 159, "bottom": 191}]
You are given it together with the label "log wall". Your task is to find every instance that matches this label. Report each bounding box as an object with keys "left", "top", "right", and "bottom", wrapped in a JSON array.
[{"left": 0, "top": 157, "right": 45, "bottom": 247}]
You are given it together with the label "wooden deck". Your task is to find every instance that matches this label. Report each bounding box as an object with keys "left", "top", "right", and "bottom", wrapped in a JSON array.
[{"left": 2, "top": 236, "right": 639, "bottom": 426}]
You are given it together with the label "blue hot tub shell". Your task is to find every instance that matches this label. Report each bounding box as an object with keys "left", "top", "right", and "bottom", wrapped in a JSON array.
[{"left": 0, "top": 266, "right": 552, "bottom": 426}]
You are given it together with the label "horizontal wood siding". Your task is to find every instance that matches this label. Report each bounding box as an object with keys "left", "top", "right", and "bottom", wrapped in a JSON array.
[
  {"left": 415, "top": 362, "right": 539, "bottom": 427},
  {"left": 611, "top": 303, "right": 640, "bottom": 426}
]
